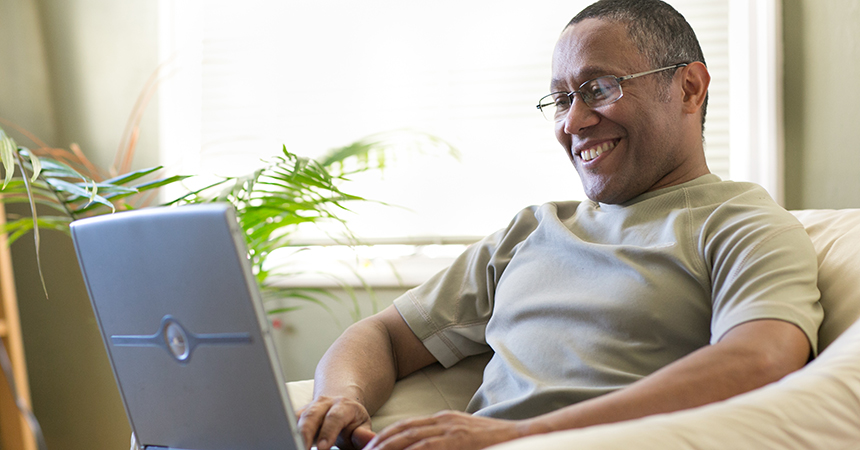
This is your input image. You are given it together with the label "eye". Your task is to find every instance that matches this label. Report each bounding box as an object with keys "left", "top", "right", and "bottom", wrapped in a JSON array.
[
  {"left": 553, "top": 94, "right": 571, "bottom": 110},
  {"left": 585, "top": 77, "right": 621, "bottom": 105},
  {"left": 583, "top": 80, "right": 609, "bottom": 101}
]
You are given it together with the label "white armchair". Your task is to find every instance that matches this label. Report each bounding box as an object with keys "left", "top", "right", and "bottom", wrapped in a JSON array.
[{"left": 287, "top": 209, "right": 860, "bottom": 449}]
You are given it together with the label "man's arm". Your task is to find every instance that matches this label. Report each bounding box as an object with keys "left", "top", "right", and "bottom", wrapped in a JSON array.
[
  {"left": 297, "top": 305, "right": 436, "bottom": 450},
  {"left": 363, "top": 318, "right": 810, "bottom": 450},
  {"left": 525, "top": 318, "right": 810, "bottom": 431}
]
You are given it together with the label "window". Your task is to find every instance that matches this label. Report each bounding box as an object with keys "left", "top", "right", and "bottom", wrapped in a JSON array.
[{"left": 157, "top": 0, "right": 780, "bottom": 285}]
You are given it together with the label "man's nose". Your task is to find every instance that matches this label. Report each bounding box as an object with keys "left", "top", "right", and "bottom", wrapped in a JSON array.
[{"left": 561, "top": 96, "right": 599, "bottom": 135}]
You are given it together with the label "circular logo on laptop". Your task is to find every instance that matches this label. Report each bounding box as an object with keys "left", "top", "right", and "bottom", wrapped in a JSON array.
[{"left": 163, "top": 319, "right": 190, "bottom": 362}]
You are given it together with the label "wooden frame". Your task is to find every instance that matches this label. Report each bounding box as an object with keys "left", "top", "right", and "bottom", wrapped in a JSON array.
[{"left": 0, "top": 202, "right": 36, "bottom": 450}]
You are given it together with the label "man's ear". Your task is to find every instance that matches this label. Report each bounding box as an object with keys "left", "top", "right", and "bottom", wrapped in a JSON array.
[{"left": 680, "top": 61, "right": 710, "bottom": 115}]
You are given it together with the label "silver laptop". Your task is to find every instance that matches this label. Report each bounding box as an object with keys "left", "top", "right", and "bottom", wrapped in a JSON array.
[{"left": 71, "top": 204, "right": 307, "bottom": 450}]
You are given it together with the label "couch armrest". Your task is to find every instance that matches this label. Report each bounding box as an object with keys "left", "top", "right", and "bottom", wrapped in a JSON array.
[{"left": 791, "top": 209, "right": 860, "bottom": 350}]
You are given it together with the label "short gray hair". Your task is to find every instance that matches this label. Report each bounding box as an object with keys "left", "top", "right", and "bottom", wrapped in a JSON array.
[{"left": 567, "top": 0, "right": 708, "bottom": 132}]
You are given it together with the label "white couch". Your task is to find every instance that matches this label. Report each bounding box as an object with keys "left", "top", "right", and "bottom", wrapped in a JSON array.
[{"left": 287, "top": 209, "right": 860, "bottom": 449}]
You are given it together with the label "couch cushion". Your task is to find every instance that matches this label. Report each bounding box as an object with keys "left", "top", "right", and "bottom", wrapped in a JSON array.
[
  {"left": 286, "top": 352, "right": 490, "bottom": 432},
  {"left": 791, "top": 209, "right": 860, "bottom": 351},
  {"left": 367, "top": 353, "right": 490, "bottom": 430}
]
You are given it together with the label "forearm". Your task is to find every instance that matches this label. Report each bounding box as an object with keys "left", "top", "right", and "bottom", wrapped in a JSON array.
[
  {"left": 526, "top": 344, "right": 766, "bottom": 432},
  {"left": 522, "top": 319, "right": 810, "bottom": 435},
  {"left": 313, "top": 317, "right": 399, "bottom": 415},
  {"left": 301, "top": 306, "right": 437, "bottom": 449},
  {"left": 312, "top": 305, "right": 437, "bottom": 415}
]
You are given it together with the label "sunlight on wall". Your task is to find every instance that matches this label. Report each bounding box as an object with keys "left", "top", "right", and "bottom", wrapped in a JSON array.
[{"left": 158, "top": 0, "right": 731, "bottom": 240}]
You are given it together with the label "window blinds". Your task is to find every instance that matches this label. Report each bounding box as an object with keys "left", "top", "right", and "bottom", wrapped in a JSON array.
[{"left": 161, "top": 0, "right": 730, "bottom": 240}]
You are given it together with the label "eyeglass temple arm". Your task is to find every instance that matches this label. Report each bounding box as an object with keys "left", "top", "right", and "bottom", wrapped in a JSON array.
[{"left": 615, "top": 63, "right": 689, "bottom": 82}]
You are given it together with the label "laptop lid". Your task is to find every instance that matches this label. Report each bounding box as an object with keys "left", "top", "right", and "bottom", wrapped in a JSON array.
[{"left": 70, "top": 204, "right": 304, "bottom": 450}]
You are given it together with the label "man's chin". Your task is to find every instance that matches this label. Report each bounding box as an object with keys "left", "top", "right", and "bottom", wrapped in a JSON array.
[
  {"left": 582, "top": 181, "right": 611, "bottom": 204},
  {"left": 582, "top": 183, "right": 636, "bottom": 205}
]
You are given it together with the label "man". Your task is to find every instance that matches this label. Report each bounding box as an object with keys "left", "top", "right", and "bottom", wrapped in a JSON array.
[{"left": 298, "top": 1, "right": 823, "bottom": 449}]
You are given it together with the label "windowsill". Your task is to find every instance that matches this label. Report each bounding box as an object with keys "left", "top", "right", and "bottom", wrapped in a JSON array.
[{"left": 262, "top": 242, "right": 475, "bottom": 289}]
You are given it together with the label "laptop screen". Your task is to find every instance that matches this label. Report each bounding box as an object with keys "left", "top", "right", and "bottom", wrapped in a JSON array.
[{"left": 71, "top": 204, "right": 303, "bottom": 450}]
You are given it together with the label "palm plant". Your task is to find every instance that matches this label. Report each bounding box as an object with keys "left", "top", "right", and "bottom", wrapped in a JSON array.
[
  {"left": 1, "top": 124, "right": 455, "bottom": 316},
  {"left": 172, "top": 146, "right": 373, "bottom": 319},
  {"left": 0, "top": 125, "right": 188, "bottom": 296},
  {"left": 172, "top": 131, "right": 457, "bottom": 320}
]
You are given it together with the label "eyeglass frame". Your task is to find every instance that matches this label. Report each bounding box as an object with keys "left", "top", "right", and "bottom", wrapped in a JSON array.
[{"left": 536, "top": 63, "right": 689, "bottom": 121}]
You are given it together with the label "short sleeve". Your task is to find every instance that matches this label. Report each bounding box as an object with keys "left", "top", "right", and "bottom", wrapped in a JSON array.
[
  {"left": 707, "top": 205, "right": 823, "bottom": 353},
  {"left": 394, "top": 206, "right": 542, "bottom": 368}
]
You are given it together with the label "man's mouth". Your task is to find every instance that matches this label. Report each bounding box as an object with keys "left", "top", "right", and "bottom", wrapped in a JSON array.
[{"left": 578, "top": 139, "right": 619, "bottom": 162}]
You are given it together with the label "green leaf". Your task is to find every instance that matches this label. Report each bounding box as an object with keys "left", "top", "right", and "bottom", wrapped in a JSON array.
[
  {"left": 102, "top": 166, "right": 163, "bottom": 185},
  {"left": 48, "top": 178, "right": 115, "bottom": 213},
  {"left": 69, "top": 175, "right": 191, "bottom": 215},
  {"left": 1, "top": 216, "right": 73, "bottom": 244},
  {"left": 29, "top": 157, "right": 88, "bottom": 181},
  {"left": 0, "top": 194, "right": 72, "bottom": 213},
  {"left": 162, "top": 179, "right": 230, "bottom": 206},
  {"left": 25, "top": 149, "right": 42, "bottom": 182},
  {"left": 318, "top": 140, "right": 379, "bottom": 168},
  {"left": 0, "top": 129, "right": 16, "bottom": 189},
  {"left": 132, "top": 175, "right": 192, "bottom": 192},
  {"left": 88, "top": 183, "right": 138, "bottom": 196},
  {"left": 11, "top": 149, "right": 49, "bottom": 298},
  {"left": 18, "top": 147, "right": 42, "bottom": 183}
]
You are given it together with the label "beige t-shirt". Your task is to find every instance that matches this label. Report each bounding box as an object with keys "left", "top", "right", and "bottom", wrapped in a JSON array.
[{"left": 394, "top": 175, "right": 822, "bottom": 420}]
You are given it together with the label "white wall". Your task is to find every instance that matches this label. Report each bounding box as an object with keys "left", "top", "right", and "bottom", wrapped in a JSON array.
[
  {"left": 269, "top": 288, "right": 406, "bottom": 381},
  {"left": 1, "top": 1, "right": 160, "bottom": 449},
  {"left": 0, "top": 0, "right": 57, "bottom": 144},
  {"left": 1, "top": 0, "right": 162, "bottom": 171},
  {"left": 783, "top": 0, "right": 860, "bottom": 209}
]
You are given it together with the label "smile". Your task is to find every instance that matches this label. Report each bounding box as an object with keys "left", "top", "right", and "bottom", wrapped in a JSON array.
[{"left": 579, "top": 140, "right": 619, "bottom": 162}]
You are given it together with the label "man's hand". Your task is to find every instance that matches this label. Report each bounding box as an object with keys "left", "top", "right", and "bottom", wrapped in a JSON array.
[
  {"left": 297, "top": 395, "right": 376, "bottom": 450},
  {"left": 307, "top": 305, "right": 439, "bottom": 449},
  {"left": 364, "top": 411, "right": 526, "bottom": 450}
]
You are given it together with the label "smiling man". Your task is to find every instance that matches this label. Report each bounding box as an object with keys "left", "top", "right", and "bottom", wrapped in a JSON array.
[{"left": 297, "top": 1, "right": 823, "bottom": 449}]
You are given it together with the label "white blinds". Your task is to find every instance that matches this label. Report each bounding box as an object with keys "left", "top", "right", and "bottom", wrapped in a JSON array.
[{"left": 160, "top": 0, "right": 731, "bottom": 241}]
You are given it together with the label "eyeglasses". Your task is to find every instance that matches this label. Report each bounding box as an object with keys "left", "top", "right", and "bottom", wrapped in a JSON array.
[{"left": 536, "top": 63, "right": 688, "bottom": 121}]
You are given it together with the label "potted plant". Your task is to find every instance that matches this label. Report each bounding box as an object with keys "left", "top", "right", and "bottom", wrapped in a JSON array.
[{"left": 1, "top": 124, "right": 455, "bottom": 305}]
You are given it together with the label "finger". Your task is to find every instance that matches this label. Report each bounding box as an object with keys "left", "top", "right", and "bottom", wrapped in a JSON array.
[
  {"left": 373, "top": 414, "right": 441, "bottom": 442},
  {"left": 296, "top": 398, "right": 335, "bottom": 449},
  {"left": 369, "top": 427, "right": 448, "bottom": 450},
  {"left": 351, "top": 425, "right": 376, "bottom": 449},
  {"left": 295, "top": 404, "right": 309, "bottom": 417},
  {"left": 366, "top": 422, "right": 447, "bottom": 450},
  {"left": 316, "top": 402, "right": 370, "bottom": 450}
]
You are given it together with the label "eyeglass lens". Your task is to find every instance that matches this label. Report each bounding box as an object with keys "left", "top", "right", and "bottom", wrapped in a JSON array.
[{"left": 539, "top": 76, "right": 622, "bottom": 121}]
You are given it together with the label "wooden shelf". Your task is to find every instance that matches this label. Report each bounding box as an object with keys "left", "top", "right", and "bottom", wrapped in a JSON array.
[{"left": 0, "top": 202, "right": 37, "bottom": 450}]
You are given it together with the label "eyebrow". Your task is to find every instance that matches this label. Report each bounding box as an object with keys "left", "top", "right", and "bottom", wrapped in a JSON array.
[
  {"left": 550, "top": 65, "right": 616, "bottom": 92},
  {"left": 549, "top": 78, "right": 567, "bottom": 92}
]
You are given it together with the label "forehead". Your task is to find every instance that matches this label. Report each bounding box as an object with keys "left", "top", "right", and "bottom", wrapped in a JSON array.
[{"left": 551, "top": 18, "right": 647, "bottom": 89}]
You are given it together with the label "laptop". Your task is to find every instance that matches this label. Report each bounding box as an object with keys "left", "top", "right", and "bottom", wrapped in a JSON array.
[{"left": 71, "top": 204, "right": 310, "bottom": 450}]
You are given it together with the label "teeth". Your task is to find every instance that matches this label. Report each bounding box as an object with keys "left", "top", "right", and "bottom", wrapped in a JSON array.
[{"left": 580, "top": 141, "right": 616, "bottom": 162}]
